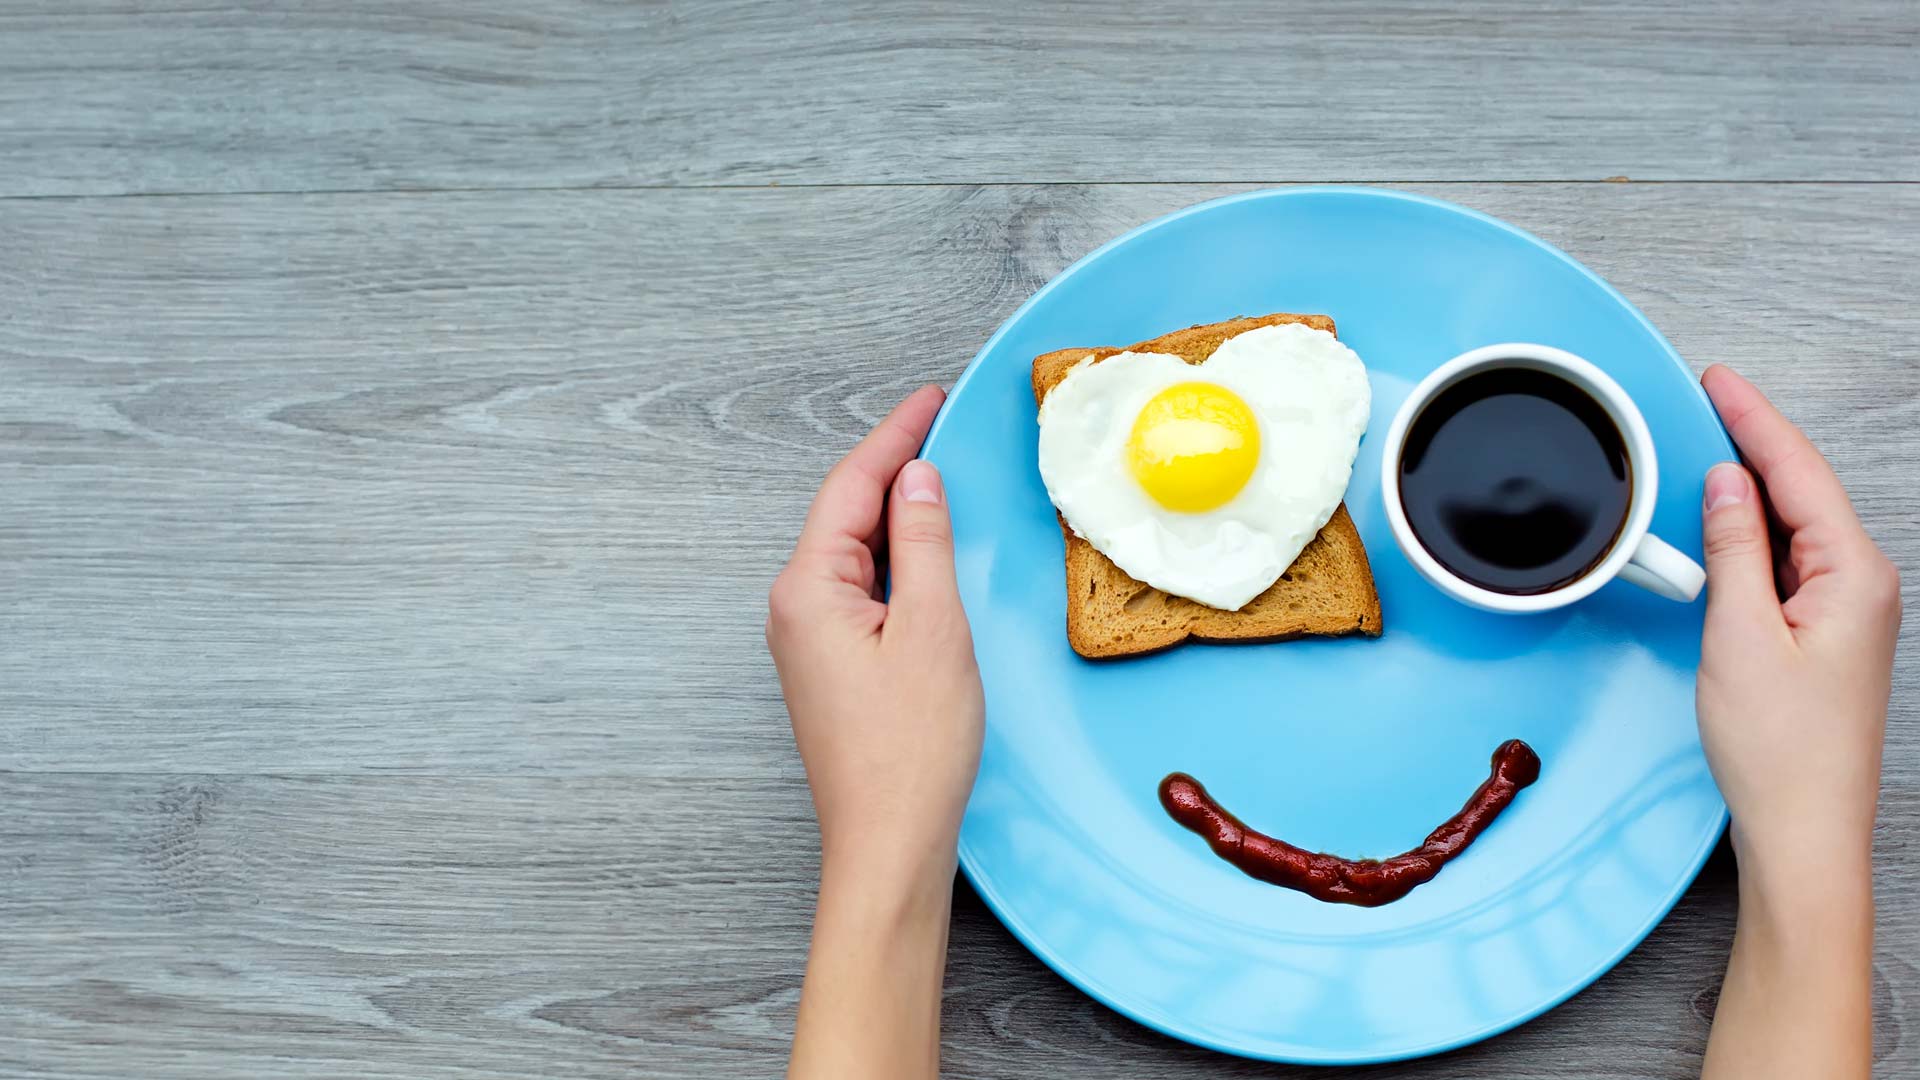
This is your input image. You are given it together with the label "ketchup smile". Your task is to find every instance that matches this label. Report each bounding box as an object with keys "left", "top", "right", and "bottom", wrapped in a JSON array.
[{"left": 1159, "top": 739, "right": 1541, "bottom": 907}]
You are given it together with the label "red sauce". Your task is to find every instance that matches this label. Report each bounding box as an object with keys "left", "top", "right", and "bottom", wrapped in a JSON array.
[{"left": 1158, "top": 739, "right": 1541, "bottom": 907}]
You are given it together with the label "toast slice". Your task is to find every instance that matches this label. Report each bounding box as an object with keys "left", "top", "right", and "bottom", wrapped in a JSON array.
[{"left": 1034, "top": 313, "right": 1383, "bottom": 659}]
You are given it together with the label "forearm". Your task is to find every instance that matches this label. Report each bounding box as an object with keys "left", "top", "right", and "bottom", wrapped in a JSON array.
[
  {"left": 788, "top": 847, "right": 956, "bottom": 1080},
  {"left": 1703, "top": 843, "right": 1875, "bottom": 1080}
]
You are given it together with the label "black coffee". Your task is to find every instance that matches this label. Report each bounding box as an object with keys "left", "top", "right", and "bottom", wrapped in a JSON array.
[{"left": 1398, "top": 367, "right": 1631, "bottom": 595}]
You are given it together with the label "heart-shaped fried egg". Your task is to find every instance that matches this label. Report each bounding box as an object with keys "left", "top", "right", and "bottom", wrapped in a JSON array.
[{"left": 1037, "top": 323, "right": 1371, "bottom": 610}]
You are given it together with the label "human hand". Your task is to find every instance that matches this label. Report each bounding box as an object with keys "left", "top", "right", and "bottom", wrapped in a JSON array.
[
  {"left": 1696, "top": 364, "right": 1900, "bottom": 882},
  {"left": 767, "top": 386, "right": 984, "bottom": 884},
  {"left": 771, "top": 387, "right": 982, "bottom": 1080}
]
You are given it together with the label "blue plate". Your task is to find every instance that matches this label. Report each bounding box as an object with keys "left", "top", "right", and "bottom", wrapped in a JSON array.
[{"left": 920, "top": 188, "right": 1733, "bottom": 1064}]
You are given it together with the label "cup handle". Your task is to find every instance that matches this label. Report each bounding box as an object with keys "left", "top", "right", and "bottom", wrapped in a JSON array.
[{"left": 1616, "top": 533, "right": 1706, "bottom": 602}]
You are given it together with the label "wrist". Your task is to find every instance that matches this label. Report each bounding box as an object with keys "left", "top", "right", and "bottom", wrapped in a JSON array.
[
  {"left": 1732, "top": 823, "right": 1874, "bottom": 942},
  {"left": 813, "top": 849, "right": 956, "bottom": 968},
  {"left": 819, "top": 833, "right": 959, "bottom": 920},
  {"left": 1731, "top": 812, "right": 1874, "bottom": 889}
]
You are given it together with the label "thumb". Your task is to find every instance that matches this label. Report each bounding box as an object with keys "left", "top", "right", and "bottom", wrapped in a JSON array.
[
  {"left": 1700, "top": 462, "right": 1784, "bottom": 634},
  {"left": 885, "top": 460, "right": 964, "bottom": 628}
]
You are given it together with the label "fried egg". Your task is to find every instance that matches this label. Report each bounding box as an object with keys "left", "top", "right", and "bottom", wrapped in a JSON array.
[{"left": 1037, "top": 323, "right": 1370, "bottom": 610}]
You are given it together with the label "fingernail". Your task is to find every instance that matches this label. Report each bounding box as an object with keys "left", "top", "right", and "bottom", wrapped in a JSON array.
[
  {"left": 1703, "top": 463, "right": 1748, "bottom": 512},
  {"left": 899, "top": 460, "right": 944, "bottom": 505}
]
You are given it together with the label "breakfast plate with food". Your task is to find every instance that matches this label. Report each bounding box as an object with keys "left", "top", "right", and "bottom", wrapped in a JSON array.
[{"left": 919, "top": 188, "right": 1734, "bottom": 1063}]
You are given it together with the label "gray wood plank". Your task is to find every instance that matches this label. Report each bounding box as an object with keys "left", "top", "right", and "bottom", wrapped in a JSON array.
[
  {"left": 1, "top": 1, "right": 1916, "bottom": 196},
  {"left": 3, "top": 182, "right": 1915, "bottom": 779},
  {"left": 3, "top": 182, "right": 1915, "bottom": 1075},
  {"left": 4, "top": 4, "right": 1914, "bottom": 1076},
  {"left": 0, "top": 774, "right": 1912, "bottom": 1078}
]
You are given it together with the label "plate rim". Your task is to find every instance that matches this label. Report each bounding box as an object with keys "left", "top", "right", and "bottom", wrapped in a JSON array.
[{"left": 924, "top": 185, "right": 1732, "bottom": 1064}]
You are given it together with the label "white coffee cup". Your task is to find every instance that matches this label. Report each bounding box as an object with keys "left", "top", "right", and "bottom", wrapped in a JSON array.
[{"left": 1378, "top": 343, "right": 1705, "bottom": 613}]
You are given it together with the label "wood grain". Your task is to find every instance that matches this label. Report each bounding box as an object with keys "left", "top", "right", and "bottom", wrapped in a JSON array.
[
  {"left": 2, "top": 3, "right": 1917, "bottom": 1068},
  {"left": 2, "top": 182, "right": 1914, "bottom": 1076},
  {"left": 3, "top": 183, "right": 1914, "bottom": 778},
  {"left": 0, "top": 1, "right": 1916, "bottom": 196},
  {"left": 0, "top": 774, "right": 1911, "bottom": 1078}
]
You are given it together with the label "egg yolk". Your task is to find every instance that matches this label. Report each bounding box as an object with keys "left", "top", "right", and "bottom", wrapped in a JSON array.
[{"left": 1126, "top": 382, "right": 1261, "bottom": 512}]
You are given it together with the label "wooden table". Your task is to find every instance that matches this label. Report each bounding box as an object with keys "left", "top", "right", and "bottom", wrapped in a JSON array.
[{"left": 2, "top": 4, "right": 1914, "bottom": 1076}]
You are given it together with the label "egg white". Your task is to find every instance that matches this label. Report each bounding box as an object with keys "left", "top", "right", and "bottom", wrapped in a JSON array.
[{"left": 1036, "top": 322, "right": 1371, "bottom": 610}]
